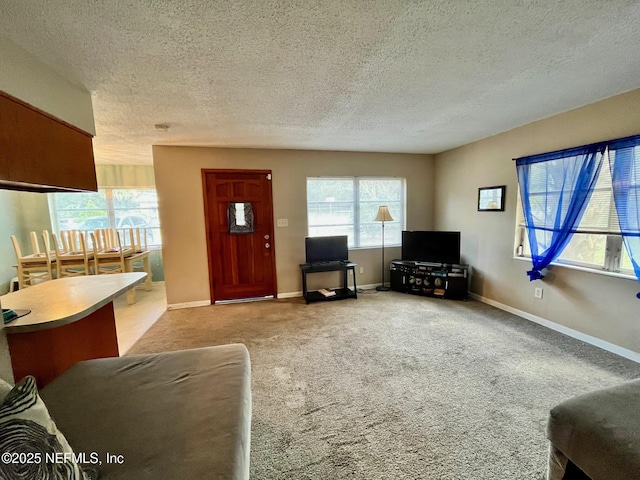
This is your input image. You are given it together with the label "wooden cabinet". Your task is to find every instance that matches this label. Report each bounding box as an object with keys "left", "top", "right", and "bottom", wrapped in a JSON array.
[{"left": 0, "top": 90, "right": 97, "bottom": 192}]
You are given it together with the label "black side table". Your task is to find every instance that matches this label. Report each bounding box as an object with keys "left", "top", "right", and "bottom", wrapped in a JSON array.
[{"left": 299, "top": 262, "right": 358, "bottom": 304}]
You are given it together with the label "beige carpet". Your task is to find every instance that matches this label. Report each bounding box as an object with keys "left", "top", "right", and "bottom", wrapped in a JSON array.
[{"left": 129, "top": 291, "right": 640, "bottom": 479}]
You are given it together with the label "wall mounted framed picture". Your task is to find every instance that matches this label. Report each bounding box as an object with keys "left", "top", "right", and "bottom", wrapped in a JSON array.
[{"left": 478, "top": 185, "right": 505, "bottom": 211}]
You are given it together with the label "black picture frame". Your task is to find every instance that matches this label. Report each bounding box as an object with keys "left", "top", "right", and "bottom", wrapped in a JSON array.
[{"left": 478, "top": 185, "right": 505, "bottom": 211}]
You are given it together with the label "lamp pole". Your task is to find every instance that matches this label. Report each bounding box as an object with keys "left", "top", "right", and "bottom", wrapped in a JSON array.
[
  {"left": 377, "top": 221, "right": 390, "bottom": 291},
  {"left": 375, "top": 205, "right": 393, "bottom": 291}
]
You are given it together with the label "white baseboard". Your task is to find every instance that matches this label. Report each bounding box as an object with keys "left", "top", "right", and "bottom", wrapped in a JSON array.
[
  {"left": 278, "top": 291, "right": 302, "bottom": 299},
  {"left": 468, "top": 292, "right": 640, "bottom": 364},
  {"left": 167, "top": 300, "right": 211, "bottom": 310}
]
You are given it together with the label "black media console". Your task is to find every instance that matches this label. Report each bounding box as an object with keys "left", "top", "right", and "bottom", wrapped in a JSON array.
[{"left": 390, "top": 260, "right": 469, "bottom": 300}]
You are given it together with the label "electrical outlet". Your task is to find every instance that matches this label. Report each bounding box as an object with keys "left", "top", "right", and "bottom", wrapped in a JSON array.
[
  {"left": 359, "top": 267, "right": 364, "bottom": 274},
  {"left": 534, "top": 287, "right": 543, "bottom": 299}
]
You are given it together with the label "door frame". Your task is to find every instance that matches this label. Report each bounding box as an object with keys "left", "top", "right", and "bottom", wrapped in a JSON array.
[{"left": 201, "top": 168, "right": 277, "bottom": 303}]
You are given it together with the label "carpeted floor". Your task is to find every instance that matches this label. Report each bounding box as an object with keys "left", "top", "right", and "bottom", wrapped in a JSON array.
[{"left": 128, "top": 291, "right": 640, "bottom": 479}]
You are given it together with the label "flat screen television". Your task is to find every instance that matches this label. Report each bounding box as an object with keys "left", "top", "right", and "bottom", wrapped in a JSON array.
[
  {"left": 305, "top": 235, "right": 349, "bottom": 264},
  {"left": 401, "top": 231, "right": 461, "bottom": 265}
]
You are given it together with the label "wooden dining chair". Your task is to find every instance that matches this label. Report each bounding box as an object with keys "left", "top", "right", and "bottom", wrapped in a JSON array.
[
  {"left": 119, "top": 227, "right": 142, "bottom": 252},
  {"left": 123, "top": 226, "right": 153, "bottom": 304},
  {"left": 67, "top": 230, "right": 84, "bottom": 253},
  {"left": 92, "top": 229, "right": 112, "bottom": 251},
  {"left": 58, "top": 230, "right": 71, "bottom": 254},
  {"left": 41, "top": 230, "right": 56, "bottom": 257},
  {"left": 132, "top": 227, "right": 149, "bottom": 252},
  {"left": 52, "top": 232, "right": 92, "bottom": 277},
  {"left": 30, "top": 231, "right": 42, "bottom": 255},
  {"left": 11, "top": 235, "right": 54, "bottom": 288},
  {"left": 91, "top": 231, "right": 126, "bottom": 274}
]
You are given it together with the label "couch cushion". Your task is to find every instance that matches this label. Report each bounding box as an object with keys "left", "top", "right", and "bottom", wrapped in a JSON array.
[
  {"left": 546, "top": 378, "right": 640, "bottom": 480},
  {"left": 40, "top": 344, "right": 252, "bottom": 480},
  {"left": 0, "top": 375, "right": 98, "bottom": 480},
  {"left": 0, "top": 378, "right": 12, "bottom": 401}
]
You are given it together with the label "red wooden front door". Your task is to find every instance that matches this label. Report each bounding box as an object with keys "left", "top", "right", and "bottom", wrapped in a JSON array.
[{"left": 203, "top": 170, "right": 276, "bottom": 302}]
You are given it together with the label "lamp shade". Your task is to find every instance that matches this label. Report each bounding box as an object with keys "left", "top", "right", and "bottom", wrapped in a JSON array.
[{"left": 374, "top": 205, "right": 394, "bottom": 222}]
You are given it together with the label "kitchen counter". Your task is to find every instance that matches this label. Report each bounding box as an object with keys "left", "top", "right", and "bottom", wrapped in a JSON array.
[
  {"left": 2, "top": 273, "right": 146, "bottom": 387},
  {"left": 2, "top": 272, "right": 146, "bottom": 334}
]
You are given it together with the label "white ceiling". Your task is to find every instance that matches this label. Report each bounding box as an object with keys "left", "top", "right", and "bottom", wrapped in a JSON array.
[{"left": 2, "top": 1, "right": 640, "bottom": 165}]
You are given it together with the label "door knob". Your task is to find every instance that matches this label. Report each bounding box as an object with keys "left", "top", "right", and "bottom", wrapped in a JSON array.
[
  {"left": 265, "top": 243, "right": 270, "bottom": 248},
  {"left": 264, "top": 234, "right": 270, "bottom": 240}
]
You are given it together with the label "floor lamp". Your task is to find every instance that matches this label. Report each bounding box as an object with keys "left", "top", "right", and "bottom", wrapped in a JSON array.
[{"left": 374, "top": 205, "right": 393, "bottom": 291}]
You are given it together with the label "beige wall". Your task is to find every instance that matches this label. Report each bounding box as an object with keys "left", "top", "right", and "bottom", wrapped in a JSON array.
[
  {"left": 153, "top": 147, "right": 434, "bottom": 305},
  {"left": 0, "top": 36, "right": 95, "bottom": 134},
  {"left": 434, "top": 88, "right": 640, "bottom": 354}
]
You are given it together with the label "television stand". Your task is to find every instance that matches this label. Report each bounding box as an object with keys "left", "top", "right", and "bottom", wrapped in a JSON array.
[
  {"left": 299, "top": 262, "right": 358, "bottom": 304},
  {"left": 390, "top": 260, "right": 469, "bottom": 300}
]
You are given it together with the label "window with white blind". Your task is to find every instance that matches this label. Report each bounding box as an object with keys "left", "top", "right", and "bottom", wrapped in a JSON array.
[{"left": 307, "top": 177, "right": 406, "bottom": 248}]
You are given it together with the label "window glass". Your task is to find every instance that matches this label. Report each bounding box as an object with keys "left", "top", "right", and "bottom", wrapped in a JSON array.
[
  {"left": 621, "top": 248, "right": 634, "bottom": 271},
  {"left": 50, "top": 188, "right": 161, "bottom": 247},
  {"left": 307, "top": 179, "right": 354, "bottom": 233},
  {"left": 515, "top": 148, "right": 633, "bottom": 275},
  {"left": 53, "top": 190, "right": 108, "bottom": 231},
  {"left": 112, "top": 189, "right": 161, "bottom": 246},
  {"left": 307, "top": 177, "right": 405, "bottom": 248},
  {"left": 555, "top": 233, "right": 607, "bottom": 267},
  {"left": 358, "top": 179, "right": 403, "bottom": 247}
]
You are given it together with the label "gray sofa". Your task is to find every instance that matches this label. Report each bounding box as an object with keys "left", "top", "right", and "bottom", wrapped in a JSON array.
[
  {"left": 546, "top": 378, "right": 640, "bottom": 479},
  {"left": 40, "top": 344, "right": 252, "bottom": 480}
]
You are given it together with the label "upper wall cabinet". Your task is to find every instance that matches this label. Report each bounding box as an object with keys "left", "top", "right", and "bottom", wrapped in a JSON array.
[{"left": 0, "top": 90, "right": 97, "bottom": 193}]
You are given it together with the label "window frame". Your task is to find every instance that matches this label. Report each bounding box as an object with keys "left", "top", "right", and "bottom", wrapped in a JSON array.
[{"left": 306, "top": 176, "right": 406, "bottom": 249}]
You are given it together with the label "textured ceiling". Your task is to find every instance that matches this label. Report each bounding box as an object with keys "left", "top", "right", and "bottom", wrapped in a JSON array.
[{"left": 2, "top": 1, "right": 640, "bottom": 165}]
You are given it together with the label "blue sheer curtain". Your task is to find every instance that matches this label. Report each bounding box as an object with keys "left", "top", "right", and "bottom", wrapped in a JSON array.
[
  {"left": 608, "top": 134, "right": 640, "bottom": 295},
  {"left": 516, "top": 144, "right": 606, "bottom": 281}
]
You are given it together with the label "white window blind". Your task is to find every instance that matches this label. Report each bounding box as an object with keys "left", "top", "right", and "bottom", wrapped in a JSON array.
[{"left": 307, "top": 177, "right": 405, "bottom": 248}]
